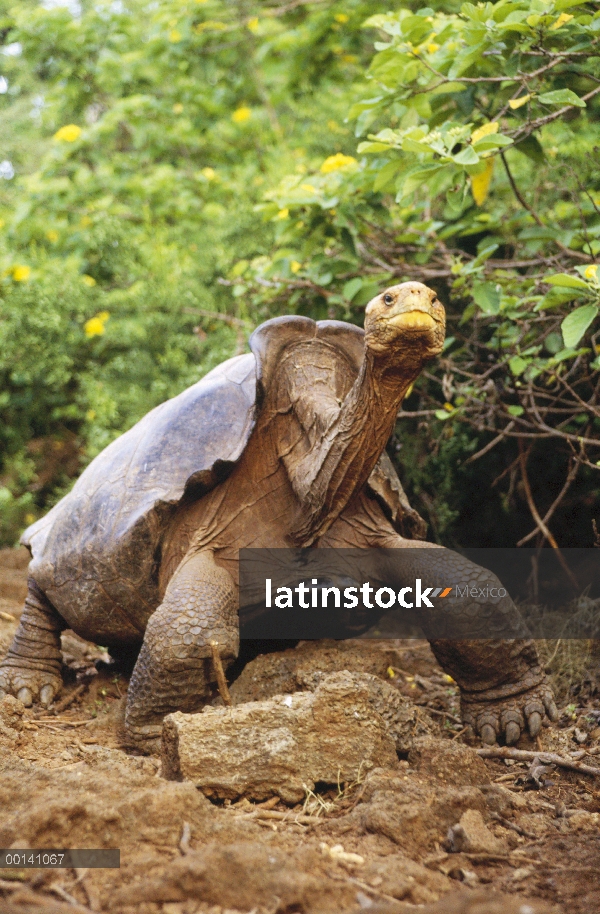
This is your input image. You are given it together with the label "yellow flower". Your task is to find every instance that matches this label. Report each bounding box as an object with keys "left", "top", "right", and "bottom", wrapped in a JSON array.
[
  {"left": 232, "top": 106, "right": 251, "bottom": 123},
  {"left": 471, "top": 121, "right": 498, "bottom": 144},
  {"left": 471, "top": 158, "right": 494, "bottom": 206},
  {"left": 300, "top": 183, "right": 317, "bottom": 193},
  {"left": 320, "top": 152, "right": 357, "bottom": 173},
  {"left": 584, "top": 264, "right": 598, "bottom": 281},
  {"left": 168, "top": 29, "right": 182, "bottom": 42},
  {"left": 342, "top": 54, "right": 357, "bottom": 64},
  {"left": 84, "top": 318, "right": 105, "bottom": 337},
  {"left": 46, "top": 230, "right": 59, "bottom": 243},
  {"left": 12, "top": 265, "right": 31, "bottom": 282},
  {"left": 53, "top": 124, "right": 82, "bottom": 143},
  {"left": 80, "top": 215, "right": 92, "bottom": 227},
  {"left": 84, "top": 311, "right": 109, "bottom": 337},
  {"left": 172, "top": 103, "right": 184, "bottom": 114},
  {"left": 386, "top": 666, "right": 395, "bottom": 678},
  {"left": 550, "top": 12, "right": 573, "bottom": 29},
  {"left": 290, "top": 260, "right": 301, "bottom": 273},
  {"left": 247, "top": 16, "right": 259, "bottom": 33},
  {"left": 82, "top": 274, "right": 96, "bottom": 287},
  {"left": 276, "top": 208, "right": 289, "bottom": 219},
  {"left": 201, "top": 167, "right": 216, "bottom": 180},
  {"left": 24, "top": 513, "right": 36, "bottom": 525},
  {"left": 334, "top": 13, "right": 349, "bottom": 23},
  {"left": 427, "top": 42, "right": 440, "bottom": 53},
  {"left": 509, "top": 93, "right": 531, "bottom": 110},
  {"left": 86, "top": 410, "right": 96, "bottom": 421}
]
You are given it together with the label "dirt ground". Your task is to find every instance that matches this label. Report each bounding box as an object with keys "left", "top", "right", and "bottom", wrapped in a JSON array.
[{"left": 1, "top": 547, "right": 599, "bottom": 914}]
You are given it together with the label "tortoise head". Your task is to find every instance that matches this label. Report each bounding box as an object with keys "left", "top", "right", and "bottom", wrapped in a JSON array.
[{"left": 364, "top": 281, "right": 445, "bottom": 361}]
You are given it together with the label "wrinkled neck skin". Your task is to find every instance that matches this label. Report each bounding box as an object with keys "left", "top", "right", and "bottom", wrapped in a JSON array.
[{"left": 291, "top": 341, "right": 425, "bottom": 545}]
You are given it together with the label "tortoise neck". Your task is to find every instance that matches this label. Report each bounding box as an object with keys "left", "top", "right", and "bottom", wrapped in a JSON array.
[{"left": 353, "top": 345, "right": 423, "bottom": 439}]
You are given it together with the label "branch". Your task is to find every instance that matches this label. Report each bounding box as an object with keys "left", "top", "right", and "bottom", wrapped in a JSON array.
[
  {"left": 510, "top": 83, "right": 600, "bottom": 141},
  {"left": 518, "top": 441, "right": 578, "bottom": 587},
  {"left": 477, "top": 746, "right": 600, "bottom": 777},
  {"left": 517, "top": 455, "right": 580, "bottom": 545}
]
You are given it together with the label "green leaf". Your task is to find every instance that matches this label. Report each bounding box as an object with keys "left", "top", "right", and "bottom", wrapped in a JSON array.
[
  {"left": 509, "top": 356, "right": 528, "bottom": 376},
  {"left": 343, "top": 277, "right": 363, "bottom": 301},
  {"left": 435, "top": 409, "right": 452, "bottom": 421},
  {"left": 373, "top": 160, "right": 402, "bottom": 192},
  {"left": 561, "top": 304, "right": 599, "bottom": 347},
  {"left": 507, "top": 405, "right": 524, "bottom": 416},
  {"left": 453, "top": 145, "right": 479, "bottom": 165},
  {"left": 472, "top": 282, "right": 501, "bottom": 314},
  {"left": 545, "top": 273, "right": 590, "bottom": 289},
  {"left": 514, "top": 135, "right": 545, "bottom": 164},
  {"left": 538, "top": 89, "right": 586, "bottom": 108}
]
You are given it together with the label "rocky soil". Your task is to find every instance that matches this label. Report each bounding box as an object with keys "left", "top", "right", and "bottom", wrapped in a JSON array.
[{"left": 1, "top": 547, "right": 599, "bottom": 914}]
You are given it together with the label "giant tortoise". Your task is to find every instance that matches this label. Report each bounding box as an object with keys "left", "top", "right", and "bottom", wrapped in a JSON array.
[{"left": 0, "top": 282, "right": 557, "bottom": 750}]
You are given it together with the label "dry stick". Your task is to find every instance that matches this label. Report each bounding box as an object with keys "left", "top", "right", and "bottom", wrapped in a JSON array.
[
  {"left": 518, "top": 456, "right": 580, "bottom": 545},
  {"left": 52, "top": 683, "right": 87, "bottom": 715},
  {"left": 518, "top": 442, "right": 579, "bottom": 589},
  {"left": 242, "top": 809, "right": 321, "bottom": 825},
  {"left": 477, "top": 746, "right": 600, "bottom": 777},
  {"left": 209, "top": 641, "right": 232, "bottom": 707},
  {"left": 465, "top": 421, "right": 516, "bottom": 464}
]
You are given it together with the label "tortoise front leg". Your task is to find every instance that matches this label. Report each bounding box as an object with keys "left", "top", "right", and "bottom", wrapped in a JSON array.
[
  {"left": 373, "top": 543, "right": 558, "bottom": 745},
  {"left": 125, "top": 549, "right": 238, "bottom": 753},
  {"left": 0, "top": 578, "right": 65, "bottom": 707}
]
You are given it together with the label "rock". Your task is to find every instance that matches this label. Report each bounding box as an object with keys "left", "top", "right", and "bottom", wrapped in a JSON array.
[
  {"left": 228, "top": 639, "right": 406, "bottom": 704},
  {"left": 162, "top": 671, "right": 401, "bottom": 802},
  {"left": 0, "top": 695, "right": 25, "bottom": 732},
  {"left": 408, "top": 737, "right": 490, "bottom": 787},
  {"left": 567, "top": 809, "right": 600, "bottom": 831},
  {"left": 446, "top": 809, "right": 506, "bottom": 855}
]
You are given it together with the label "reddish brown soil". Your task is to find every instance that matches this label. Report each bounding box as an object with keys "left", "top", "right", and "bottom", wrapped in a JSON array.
[{"left": 1, "top": 548, "right": 598, "bottom": 914}]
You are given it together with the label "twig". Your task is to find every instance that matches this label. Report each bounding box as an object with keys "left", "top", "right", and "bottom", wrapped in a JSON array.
[
  {"left": 490, "top": 812, "right": 537, "bottom": 839},
  {"left": 465, "top": 421, "right": 516, "bottom": 464},
  {"left": 242, "top": 809, "right": 321, "bottom": 825},
  {"left": 209, "top": 641, "right": 232, "bottom": 707},
  {"left": 477, "top": 746, "right": 600, "bottom": 777},
  {"left": 47, "top": 883, "right": 95, "bottom": 911},
  {"left": 0, "top": 878, "right": 24, "bottom": 890},
  {"left": 518, "top": 456, "right": 580, "bottom": 545},
  {"left": 52, "top": 684, "right": 87, "bottom": 714},
  {"left": 35, "top": 718, "right": 94, "bottom": 728},
  {"left": 518, "top": 442, "right": 579, "bottom": 588}
]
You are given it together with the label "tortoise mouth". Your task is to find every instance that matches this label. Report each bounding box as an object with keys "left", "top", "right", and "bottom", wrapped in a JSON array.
[{"left": 386, "top": 310, "right": 436, "bottom": 331}]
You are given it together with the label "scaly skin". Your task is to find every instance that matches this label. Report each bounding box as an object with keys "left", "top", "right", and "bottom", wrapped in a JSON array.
[
  {"left": 124, "top": 550, "right": 238, "bottom": 752},
  {"left": 322, "top": 508, "right": 559, "bottom": 746},
  {"left": 0, "top": 579, "right": 64, "bottom": 707}
]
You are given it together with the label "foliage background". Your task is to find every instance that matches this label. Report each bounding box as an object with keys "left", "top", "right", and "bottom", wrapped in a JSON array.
[{"left": 0, "top": 0, "right": 599, "bottom": 550}]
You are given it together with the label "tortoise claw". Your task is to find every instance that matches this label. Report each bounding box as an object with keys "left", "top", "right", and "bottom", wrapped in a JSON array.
[
  {"left": 480, "top": 723, "right": 497, "bottom": 745},
  {"left": 527, "top": 711, "right": 542, "bottom": 738},
  {"left": 544, "top": 694, "right": 559, "bottom": 722},
  {"left": 40, "top": 684, "right": 55, "bottom": 706},
  {"left": 17, "top": 687, "right": 33, "bottom": 707},
  {"left": 505, "top": 721, "right": 521, "bottom": 745}
]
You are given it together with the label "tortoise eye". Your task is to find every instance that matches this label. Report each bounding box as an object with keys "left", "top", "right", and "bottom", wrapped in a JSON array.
[{"left": 383, "top": 293, "right": 394, "bottom": 305}]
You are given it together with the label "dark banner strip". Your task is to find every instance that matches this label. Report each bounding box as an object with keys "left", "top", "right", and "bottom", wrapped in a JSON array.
[{"left": 238, "top": 548, "right": 600, "bottom": 640}]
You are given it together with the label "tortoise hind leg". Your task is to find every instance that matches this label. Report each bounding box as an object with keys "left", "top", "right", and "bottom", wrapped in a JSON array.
[
  {"left": 125, "top": 549, "right": 238, "bottom": 753},
  {"left": 0, "top": 578, "right": 65, "bottom": 707}
]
